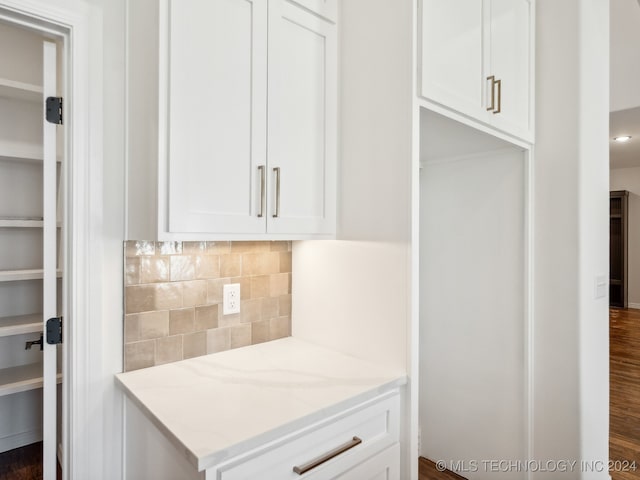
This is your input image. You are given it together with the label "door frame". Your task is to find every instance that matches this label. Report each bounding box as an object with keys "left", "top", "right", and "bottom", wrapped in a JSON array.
[{"left": 0, "top": 1, "right": 102, "bottom": 479}]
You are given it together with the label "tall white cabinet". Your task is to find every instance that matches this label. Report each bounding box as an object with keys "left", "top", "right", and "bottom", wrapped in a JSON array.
[
  {"left": 0, "top": 21, "right": 62, "bottom": 477},
  {"left": 128, "top": 0, "right": 337, "bottom": 240}
]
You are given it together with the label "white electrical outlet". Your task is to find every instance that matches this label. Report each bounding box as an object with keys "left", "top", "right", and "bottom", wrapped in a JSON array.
[{"left": 223, "top": 283, "right": 241, "bottom": 315}]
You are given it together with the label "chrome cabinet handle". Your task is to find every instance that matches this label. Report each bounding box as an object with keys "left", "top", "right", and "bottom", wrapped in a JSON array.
[
  {"left": 257, "top": 165, "right": 265, "bottom": 218},
  {"left": 494, "top": 78, "right": 501, "bottom": 114},
  {"left": 293, "top": 437, "right": 362, "bottom": 475},
  {"left": 272, "top": 167, "right": 281, "bottom": 218},
  {"left": 486, "top": 75, "right": 496, "bottom": 112}
]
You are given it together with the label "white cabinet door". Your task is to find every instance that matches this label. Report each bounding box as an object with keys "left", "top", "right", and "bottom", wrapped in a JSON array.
[
  {"left": 420, "top": 0, "right": 483, "bottom": 119},
  {"left": 484, "top": 0, "right": 532, "bottom": 138},
  {"left": 267, "top": 0, "right": 336, "bottom": 235},
  {"left": 336, "top": 444, "right": 400, "bottom": 480},
  {"left": 166, "top": 0, "right": 267, "bottom": 234}
]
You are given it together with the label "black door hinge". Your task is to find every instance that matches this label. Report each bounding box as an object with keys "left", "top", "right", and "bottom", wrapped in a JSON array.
[
  {"left": 46, "top": 317, "right": 63, "bottom": 345},
  {"left": 46, "top": 97, "right": 63, "bottom": 125}
]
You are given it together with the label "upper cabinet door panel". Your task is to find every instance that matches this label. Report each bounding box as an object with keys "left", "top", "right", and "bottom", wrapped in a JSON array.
[
  {"left": 420, "top": 0, "right": 483, "bottom": 119},
  {"left": 288, "top": 0, "right": 337, "bottom": 22},
  {"left": 486, "top": 0, "right": 532, "bottom": 138},
  {"left": 267, "top": 0, "right": 336, "bottom": 235},
  {"left": 166, "top": 0, "right": 267, "bottom": 234}
]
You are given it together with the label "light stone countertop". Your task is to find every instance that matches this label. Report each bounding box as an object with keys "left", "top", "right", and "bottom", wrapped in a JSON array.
[{"left": 115, "top": 336, "right": 407, "bottom": 472}]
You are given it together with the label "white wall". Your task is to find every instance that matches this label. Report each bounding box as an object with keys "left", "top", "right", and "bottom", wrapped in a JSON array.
[
  {"left": 610, "top": 167, "right": 640, "bottom": 306},
  {"left": 534, "top": 1, "right": 609, "bottom": 478},
  {"left": 419, "top": 148, "right": 526, "bottom": 480},
  {"left": 610, "top": 0, "right": 640, "bottom": 112}
]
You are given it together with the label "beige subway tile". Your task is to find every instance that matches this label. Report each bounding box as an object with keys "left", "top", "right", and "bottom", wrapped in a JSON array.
[
  {"left": 220, "top": 253, "right": 241, "bottom": 277},
  {"left": 158, "top": 241, "right": 183, "bottom": 255},
  {"left": 261, "top": 297, "right": 279, "bottom": 319},
  {"left": 183, "top": 331, "right": 206, "bottom": 359},
  {"left": 242, "top": 252, "right": 280, "bottom": 276},
  {"left": 207, "top": 241, "right": 231, "bottom": 255},
  {"left": 125, "top": 257, "right": 140, "bottom": 286},
  {"left": 156, "top": 335, "right": 183, "bottom": 365},
  {"left": 195, "top": 304, "right": 218, "bottom": 331},
  {"left": 169, "top": 308, "right": 195, "bottom": 335},
  {"left": 125, "top": 340, "right": 155, "bottom": 371},
  {"left": 270, "top": 273, "right": 290, "bottom": 297},
  {"left": 125, "top": 283, "right": 182, "bottom": 314},
  {"left": 230, "top": 241, "right": 270, "bottom": 253},
  {"left": 183, "top": 241, "right": 207, "bottom": 254},
  {"left": 279, "top": 294, "right": 292, "bottom": 316},
  {"left": 241, "top": 299, "right": 262, "bottom": 323},
  {"left": 195, "top": 255, "right": 220, "bottom": 279},
  {"left": 170, "top": 255, "right": 195, "bottom": 281},
  {"left": 231, "top": 324, "right": 251, "bottom": 349},
  {"left": 250, "top": 275, "right": 270, "bottom": 298},
  {"left": 270, "top": 315, "right": 291, "bottom": 340},
  {"left": 138, "top": 311, "right": 170, "bottom": 340},
  {"left": 269, "top": 241, "right": 289, "bottom": 252},
  {"left": 140, "top": 256, "right": 170, "bottom": 283},
  {"left": 125, "top": 240, "right": 155, "bottom": 257},
  {"left": 207, "top": 327, "right": 231, "bottom": 354},
  {"left": 183, "top": 280, "right": 207, "bottom": 307},
  {"left": 279, "top": 252, "right": 292, "bottom": 273},
  {"left": 230, "top": 276, "right": 251, "bottom": 300},
  {"left": 124, "top": 314, "right": 140, "bottom": 343},
  {"left": 218, "top": 311, "right": 241, "bottom": 328},
  {"left": 207, "top": 278, "right": 230, "bottom": 304},
  {"left": 251, "top": 320, "right": 270, "bottom": 344}
]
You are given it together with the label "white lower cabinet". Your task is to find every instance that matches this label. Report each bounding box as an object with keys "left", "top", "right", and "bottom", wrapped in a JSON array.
[{"left": 124, "top": 391, "right": 400, "bottom": 480}]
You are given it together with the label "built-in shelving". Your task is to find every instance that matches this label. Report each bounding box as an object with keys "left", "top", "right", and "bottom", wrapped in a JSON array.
[
  {"left": 0, "top": 217, "right": 44, "bottom": 228},
  {"left": 0, "top": 363, "right": 62, "bottom": 397},
  {"left": 0, "top": 143, "right": 44, "bottom": 163},
  {"left": 0, "top": 269, "right": 63, "bottom": 282},
  {"left": 0, "top": 78, "right": 42, "bottom": 103},
  {"left": 0, "top": 314, "right": 42, "bottom": 337}
]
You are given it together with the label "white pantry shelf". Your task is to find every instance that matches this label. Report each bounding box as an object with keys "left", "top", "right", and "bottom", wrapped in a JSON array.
[
  {"left": 0, "top": 362, "right": 62, "bottom": 397},
  {"left": 0, "top": 218, "right": 44, "bottom": 228},
  {"left": 0, "top": 269, "right": 63, "bottom": 282},
  {"left": 0, "top": 78, "right": 43, "bottom": 103},
  {"left": 0, "top": 314, "right": 42, "bottom": 337}
]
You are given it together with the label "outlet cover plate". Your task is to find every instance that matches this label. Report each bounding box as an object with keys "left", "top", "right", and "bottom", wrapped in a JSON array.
[{"left": 223, "top": 283, "right": 241, "bottom": 315}]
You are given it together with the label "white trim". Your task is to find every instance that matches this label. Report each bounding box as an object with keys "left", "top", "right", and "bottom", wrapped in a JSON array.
[
  {"left": 0, "top": 429, "right": 43, "bottom": 453},
  {"left": 626, "top": 303, "right": 640, "bottom": 310},
  {"left": 524, "top": 146, "right": 535, "bottom": 480},
  {"left": 0, "top": 2, "right": 103, "bottom": 479}
]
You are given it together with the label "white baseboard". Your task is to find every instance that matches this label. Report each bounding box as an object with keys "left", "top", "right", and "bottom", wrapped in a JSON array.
[
  {"left": 627, "top": 303, "right": 640, "bottom": 310},
  {"left": 0, "top": 429, "right": 43, "bottom": 453}
]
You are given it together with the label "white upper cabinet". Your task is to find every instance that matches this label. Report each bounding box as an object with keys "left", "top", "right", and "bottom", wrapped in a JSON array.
[
  {"left": 267, "top": 0, "right": 336, "bottom": 235},
  {"left": 166, "top": 0, "right": 267, "bottom": 235},
  {"left": 420, "top": 0, "right": 534, "bottom": 142},
  {"left": 126, "top": 0, "right": 337, "bottom": 240}
]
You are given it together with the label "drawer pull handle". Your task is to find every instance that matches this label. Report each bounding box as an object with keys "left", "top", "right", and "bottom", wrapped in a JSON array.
[{"left": 292, "top": 436, "right": 362, "bottom": 475}]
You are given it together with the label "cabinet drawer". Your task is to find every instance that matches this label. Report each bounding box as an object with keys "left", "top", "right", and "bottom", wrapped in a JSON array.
[{"left": 214, "top": 391, "right": 400, "bottom": 480}]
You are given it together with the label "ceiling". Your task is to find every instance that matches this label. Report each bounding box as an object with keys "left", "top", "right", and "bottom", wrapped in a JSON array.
[{"left": 610, "top": 0, "right": 640, "bottom": 169}]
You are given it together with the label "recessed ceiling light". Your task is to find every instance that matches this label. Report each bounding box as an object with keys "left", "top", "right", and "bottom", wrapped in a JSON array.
[{"left": 614, "top": 136, "right": 632, "bottom": 142}]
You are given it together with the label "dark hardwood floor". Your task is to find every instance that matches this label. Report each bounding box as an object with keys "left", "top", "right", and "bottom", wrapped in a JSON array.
[
  {"left": 610, "top": 307, "right": 640, "bottom": 480},
  {"left": 419, "top": 308, "right": 640, "bottom": 480},
  {"left": 0, "top": 441, "right": 62, "bottom": 480}
]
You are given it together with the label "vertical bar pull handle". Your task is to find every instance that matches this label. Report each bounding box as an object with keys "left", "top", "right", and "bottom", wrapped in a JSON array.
[
  {"left": 494, "top": 78, "right": 501, "bottom": 114},
  {"left": 486, "top": 75, "right": 496, "bottom": 112},
  {"left": 272, "top": 167, "right": 281, "bottom": 218},
  {"left": 257, "top": 165, "right": 265, "bottom": 218}
]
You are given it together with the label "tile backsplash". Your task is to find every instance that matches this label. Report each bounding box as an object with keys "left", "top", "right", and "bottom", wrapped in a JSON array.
[{"left": 123, "top": 241, "right": 292, "bottom": 371}]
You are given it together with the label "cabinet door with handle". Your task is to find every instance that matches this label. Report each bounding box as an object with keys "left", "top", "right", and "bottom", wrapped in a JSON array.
[
  {"left": 484, "top": 0, "right": 532, "bottom": 139},
  {"left": 267, "top": 0, "right": 337, "bottom": 235},
  {"left": 166, "top": 0, "right": 267, "bottom": 234}
]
